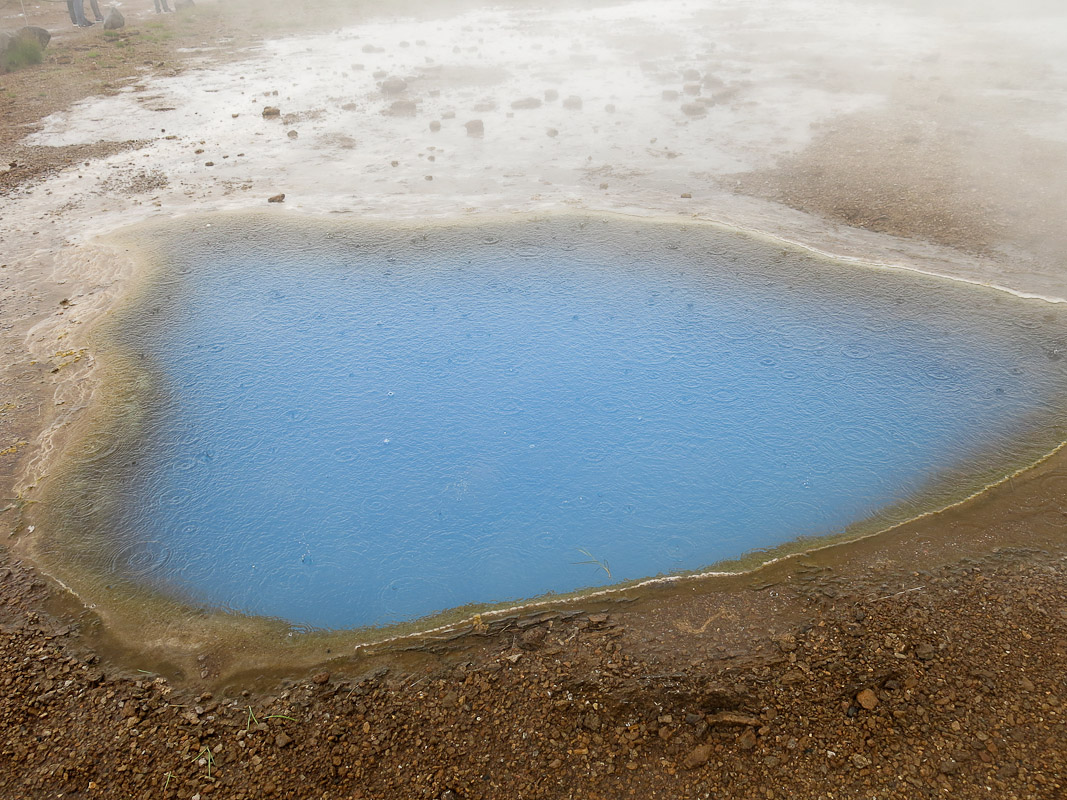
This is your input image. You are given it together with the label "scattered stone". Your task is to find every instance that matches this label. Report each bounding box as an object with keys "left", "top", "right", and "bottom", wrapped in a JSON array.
[
  {"left": 683, "top": 83, "right": 701, "bottom": 95},
  {"left": 683, "top": 68, "right": 701, "bottom": 81},
  {"left": 604, "top": 103, "right": 615, "bottom": 113},
  {"left": 384, "top": 100, "right": 417, "bottom": 116},
  {"left": 429, "top": 120, "right": 441, "bottom": 131},
  {"left": 706, "top": 711, "right": 760, "bottom": 727},
  {"left": 780, "top": 670, "right": 807, "bottom": 685},
  {"left": 519, "top": 627, "right": 547, "bottom": 649},
  {"left": 562, "top": 95, "right": 583, "bottom": 110},
  {"left": 473, "top": 100, "right": 496, "bottom": 112},
  {"left": 544, "top": 89, "right": 558, "bottom": 101},
  {"left": 464, "top": 119, "right": 484, "bottom": 137},
  {"left": 680, "top": 192, "right": 692, "bottom": 199},
  {"left": 311, "top": 672, "right": 330, "bottom": 685},
  {"left": 939, "top": 759, "right": 960, "bottom": 775},
  {"left": 737, "top": 728, "right": 758, "bottom": 750},
  {"left": 362, "top": 44, "right": 385, "bottom": 54},
  {"left": 915, "top": 642, "right": 937, "bottom": 660},
  {"left": 662, "top": 89, "right": 679, "bottom": 101},
  {"left": 546, "top": 128, "right": 558, "bottom": 137},
  {"left": 852, "top": 754, "right": 870, "bottom": 768},
  {"left": 1019, "top": 676, "right": 1036, "bottom": 692},
  {"left": 262, "top": 106, "right": 281, "bottom": 118},
  {"left": 381, "top": 76, "right": 407, "bottom": 95},
  {"left": 341, "top": 102, "right": 357, "bottom": 111},
  {"left": 682, "top": 744, "right": 712, "bottom": 770},
  {"left": 856, "top": 689, "right": 879, "bottom": 710},
  {"left": 286, "top": 129, "right": 298, "bottom": 139},
  {"left": 275, "top": 733, "right": 293, "bottom": 749},
  {"left": 102, "top": 8, "right": 124, "bottom": 29},
  {"left": 267, "top": 193, "right": 285, "bottom": 203},
  {"left": 511, "top": 97, "right": 542, "bottom": 110},
  {"left": 681, "top": 103, "right": 706, "bottom": 117},
  {"left": 442, "top": 110, "right": 456, "bottom": 119}
]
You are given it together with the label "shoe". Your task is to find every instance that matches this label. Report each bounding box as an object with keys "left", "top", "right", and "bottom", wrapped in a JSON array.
[{"left": 78, "top": 20, "right": 94, "bottom": 26}]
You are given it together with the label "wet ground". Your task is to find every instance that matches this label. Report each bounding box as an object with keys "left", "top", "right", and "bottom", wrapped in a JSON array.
[{"left": 1, "top": 0, "right": 1066, "bottom": 797}]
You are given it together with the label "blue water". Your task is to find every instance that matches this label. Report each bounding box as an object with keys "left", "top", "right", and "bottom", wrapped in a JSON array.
[{"left": 91, "top": 221, "right": 1067, "bottom": 629}]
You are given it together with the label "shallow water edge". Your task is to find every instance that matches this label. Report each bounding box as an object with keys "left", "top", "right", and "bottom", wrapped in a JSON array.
[{"left": 13, "top": 209, "right": 1067, "bottom": 681}]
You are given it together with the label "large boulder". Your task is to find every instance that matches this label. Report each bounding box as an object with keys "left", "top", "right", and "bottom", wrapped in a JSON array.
[
  {"left": 17, "top": 26, "right": 50, "bottom": 49},
  {"left": 103, "top": 8, "right": 125, "bottom": 30}
]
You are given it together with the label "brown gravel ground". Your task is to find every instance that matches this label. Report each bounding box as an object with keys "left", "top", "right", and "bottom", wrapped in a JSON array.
[{"left": 2, "top": 2, "right": 1067, "bottom": 799}]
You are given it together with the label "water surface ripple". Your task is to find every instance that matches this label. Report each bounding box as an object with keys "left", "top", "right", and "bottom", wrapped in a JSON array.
[{"left": 51, "top": 217, "right": 1067, "bottom": 629}]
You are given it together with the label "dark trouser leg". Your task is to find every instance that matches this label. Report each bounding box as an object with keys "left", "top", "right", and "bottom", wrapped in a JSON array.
[
  {"left": 67, "top": 0, "right": 90, "bottom": 25},
  {"left": 88, "top": 0, "right": 103, "bottom": 20}
]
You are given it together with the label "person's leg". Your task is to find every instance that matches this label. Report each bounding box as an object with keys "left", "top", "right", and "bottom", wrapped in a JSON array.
[
  {"left": 66, "top": 0, "right": 79, "bottom": 25},
  {"left": 88, "top": 0, "right": 103, "bottom": 21},
  {"left": 153, "top": 0, "right": 162, "bottom": 12},
  {"left": 161, "top": 0, "right": 172, "bottom": 11},
  {"left": 71, "top": 0, "right": 91, "bottom": 26}
]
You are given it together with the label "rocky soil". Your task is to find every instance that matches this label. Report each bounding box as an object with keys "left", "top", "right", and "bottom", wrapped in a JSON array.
[{"left": 2, "top": 547, "right": 1064, "bottom": 799}]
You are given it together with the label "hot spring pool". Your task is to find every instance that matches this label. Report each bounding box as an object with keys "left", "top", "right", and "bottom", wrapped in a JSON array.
[{"left": 45, "top": 215, "right": 1067, "bottom": 631}]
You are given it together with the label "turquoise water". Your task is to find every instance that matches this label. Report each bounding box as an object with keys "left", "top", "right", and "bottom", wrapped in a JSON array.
[{"left": 72, "top": 218, "right": 1067, "bottom": 629}]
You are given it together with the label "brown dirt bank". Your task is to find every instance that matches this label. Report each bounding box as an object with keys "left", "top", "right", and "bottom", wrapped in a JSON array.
[{"left": 2, "top": 1, "right": 1066, "bottom": 798}]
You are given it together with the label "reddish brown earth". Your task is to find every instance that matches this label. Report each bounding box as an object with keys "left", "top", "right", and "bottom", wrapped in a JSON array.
[{"left": 2, "top": 2, "right": 1066, "bottom": 799}]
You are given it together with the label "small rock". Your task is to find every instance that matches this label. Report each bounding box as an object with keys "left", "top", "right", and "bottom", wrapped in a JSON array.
[
  {"left": 546, "top": 128, "right": 558, "bottom": 137},
  {"left": 275, "top": 733, "right": 293, "bottom": 749},
  {"left": 737, "top": 728, "right": 758, "bottom": 750},
  {"left": 706, "top": 711, "right": 761, "bottom": 727},
  {"left": 562, "top": 95, "right": 583, "bottom": 110},
  {"left": 680, "top": 192, "right": 692, "bottom": 198},
  {"left": 939, "top": 759, "right": 959, "bottom": 775},
  {"left": 311, "top": 672, "right": 330, "bottom": 685},
  {"left": 1019, "top": 676, "right": 1035, "bottom": 692},
  {"left": 511, "top": 97, "right": 542, "bottom": 110},
  {"left": 381, "top": 76, "right": 407, "bottom": 94},
  {"left": 267, "top": 193, "right": 285, "bottom": 203},
  {"left": 286, "top": 130, "right": 298, "bottom": 139},
  {"left": 681, "top": 103, "right": 706, "bottom": 117},
  {"left": 429, "top": 120, "right": 441, "bottom": 131},
  {"left": 519, "top": 627, "right": 547, "bottom": 649},
  {"left": 102, "top": 8, "right": 124, "bottom": 30},
  {"left": 384, "top": 100, "right": 417, "bottom": 116},
  {"left": 262, "top": 106, "right": 281, "bottom": 118},
  {"left": 915, "top": 642, "right": 936, "bottom": 661},
  {"left": 464, "top": 119, "right": 484, "bottom": 137},
  {"left": 780, "top": 670, "right": 807, "bottom": 686},
  {"left": 852, "top": 754, "right": 871, "bottom": 768},
  {"left": 682, "top": 744, "right": 712, "bottom": 770},
  {"left": 544, "top": 89, "right": 559, "bottom": 101},
  {"left": 683, "top": 68, "right": 701, "bottom": 81},
  {"left": 683, "top": 83, "right": 701, "bottom": 95},
  {"left": 856, "top": 689, "right": 879, "bottom": 710}
]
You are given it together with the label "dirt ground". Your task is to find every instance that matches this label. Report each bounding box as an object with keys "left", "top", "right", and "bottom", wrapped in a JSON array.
[{"left": 1, "top": 1, "right": 1065, "bottom": 798}]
